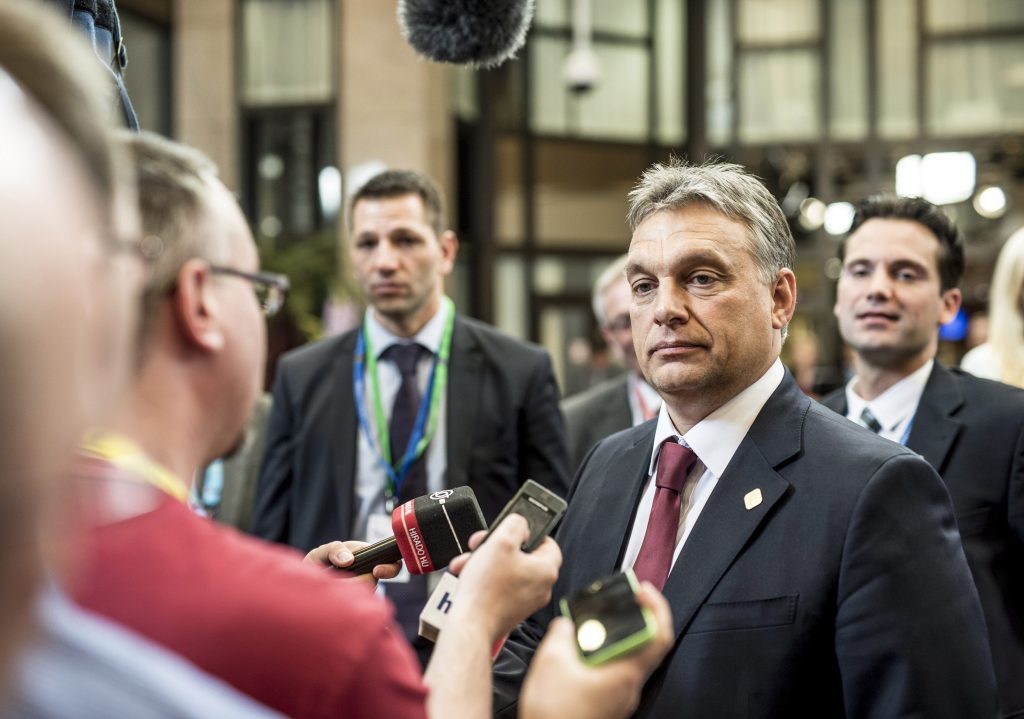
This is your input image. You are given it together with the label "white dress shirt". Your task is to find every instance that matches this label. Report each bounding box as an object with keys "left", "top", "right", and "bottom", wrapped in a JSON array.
[
  {"left": 627, "top": 372, "right": 663, "bottom": 426},
  {"left": 621, "top": 359, "right": 785, "bottom": 575},
  {"left": 843, "top": 359, "right": 933, "bottom": 445}
]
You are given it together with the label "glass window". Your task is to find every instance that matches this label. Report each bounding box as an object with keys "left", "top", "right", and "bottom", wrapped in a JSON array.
[
  {"left": 592, "top": 0, "right": 648, "bottom": 38},
  {"left": 241, "top": 0, "right": 334, "bottom": 106},
  {"left": 496, "top": 137, "right": 525, "bottom": 248},
  {"left": 531, "top": 38, "right": 650, "bottom": 141},
  {"left": 534, "top": 140, "right": 647, "bottom": 248},
  {"left": 929, "top": 39, "right": 1024, "bottom": 136},
  {"left": 495, "top": 255, "right": 528, "bottom": 339},
  {"left": 878, "top": 0, "right": 917, "bottom": 138},
  {"left": 830, "top": 0, "right": 867, "bottom": 140},
  {"left": 926, "top": 0, "right": 1024, "bottom": 32},
  {"left": 738, "top": 50, "right": 820, "bottom": 143},
  {"left": 738, "top": 0, "right": 819, "bottom": 43},
  {"left": 706, "top": 0, "right": 734, "bottom": 146},
  {"left": 656, "top": 0, "right": 685, "bottom": 146},
  {"left": 120, "top": 13, "right": 171, "bottom": 135}
]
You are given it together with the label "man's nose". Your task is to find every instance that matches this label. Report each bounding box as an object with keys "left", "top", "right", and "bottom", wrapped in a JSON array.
[
  {"left": 372, "top": 241, "right": 399, "bottom": 273},
  {"left": 652, "top": 283, "right": 690, "bottom": 325},
  {"left": 865, "top": 267, "right": 893, "bottom": 299}
]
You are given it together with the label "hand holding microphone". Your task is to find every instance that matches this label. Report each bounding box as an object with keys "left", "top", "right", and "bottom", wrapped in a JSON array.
[
  {"left": 304, "top": 541, "right": 402, "bottom": 582},
  {"left": 330, "top": 486, "right": 487, "bottom": 576}
]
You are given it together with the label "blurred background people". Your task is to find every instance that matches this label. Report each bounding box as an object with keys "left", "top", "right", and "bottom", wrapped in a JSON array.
[
  {"left": 824, "top": 194, "right": 1024, "bottom": 717},
  {"left": 563, "top": 253, "right": 660, "bottom": 472},
  {"left": 962, "top": 226, "right": 1024, "bottom": 388}
]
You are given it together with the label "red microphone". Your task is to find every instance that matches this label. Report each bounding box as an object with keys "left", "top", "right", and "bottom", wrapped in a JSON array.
[{"left": 342, "top": 486, "right": 486, "bottom": 575}]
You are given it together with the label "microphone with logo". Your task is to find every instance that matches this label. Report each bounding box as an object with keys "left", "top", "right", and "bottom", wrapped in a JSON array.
[{"left": 340, "top": 486, "right": 487, "bottom": 576}]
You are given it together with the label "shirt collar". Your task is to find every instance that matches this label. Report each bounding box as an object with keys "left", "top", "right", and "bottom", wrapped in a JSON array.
[
  {"left": 648, "top": 358, "right": 785, "bottom": 477},
  {"left": 845, "top": 359, "right": 934, "bottom": 432},
  {"left": 364, "top": 299, "right": 450, "bottom": 359}
]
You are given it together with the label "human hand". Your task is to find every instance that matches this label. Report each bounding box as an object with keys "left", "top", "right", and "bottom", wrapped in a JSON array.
[
  {"left": 519, "top": 582, "right": 674, "bottom": 719},
  {"left": 446, "top": 514, "right": 561, "bottom": 643},
  {"left": 303, "top": 540, "right": 402, "bottom": 583}
]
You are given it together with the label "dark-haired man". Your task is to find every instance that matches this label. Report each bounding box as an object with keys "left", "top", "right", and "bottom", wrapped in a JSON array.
[
  {"left": 253, "top": 169, "right": 570, "bottom": 658},
  {"left": 824, "top": 194, "right": 1024, "bottom": 717}
]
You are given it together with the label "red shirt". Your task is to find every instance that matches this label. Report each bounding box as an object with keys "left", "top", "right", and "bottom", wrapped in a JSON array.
[{"left": 71, "top": 465, "right": 427, "bottom": 719}]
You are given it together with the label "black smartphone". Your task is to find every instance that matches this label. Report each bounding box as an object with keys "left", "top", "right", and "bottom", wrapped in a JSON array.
[
  {"left": 559, "top": 569, "right": 656, "bottom": 666},
  {"left": 488, "top": 479, "right": 567, "bottom": 552}
]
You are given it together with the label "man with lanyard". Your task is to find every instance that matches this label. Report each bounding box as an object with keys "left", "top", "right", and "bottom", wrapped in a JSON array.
[
  {"left": 824, "top": 193, "right": 1024, "bottom": 718},
  {"left": 563, "top": 253, "right": 662, "bottom": 472},
  {"left": 254, "top": 169, "right": 570, "bottom": 664}
]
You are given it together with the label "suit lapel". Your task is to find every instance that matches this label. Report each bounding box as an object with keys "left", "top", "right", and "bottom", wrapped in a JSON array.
[
  {"left": 661, "top": 376, "right": 806, "bottom": 638},
  {"left": 445, "top": 316, "right": 481, "bottom": 487},
  {"left": 332, "top": 331, "right": 359, "bottom": 538},
  {"left": 905, "top": 363, "right": 963, "bottom": 472},
  {"left": 577, "top": 427, "right": 657, "bottom": 577}
]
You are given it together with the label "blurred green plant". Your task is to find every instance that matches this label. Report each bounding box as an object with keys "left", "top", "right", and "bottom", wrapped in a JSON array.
[{"left": 257, "top": 228, "right": 360, "bottom": 341}]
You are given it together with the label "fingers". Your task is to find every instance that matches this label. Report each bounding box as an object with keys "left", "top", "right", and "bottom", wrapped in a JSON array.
[
  {"left": 371, "top": 561, "right": 402, "bottom": 580},
  {"left": 304, "top": 541, "right": 351, "bottom": 567}
]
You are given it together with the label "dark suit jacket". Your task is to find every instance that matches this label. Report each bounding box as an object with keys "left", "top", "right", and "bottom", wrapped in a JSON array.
[
  {"left": 495, "top": 373, "right": 998, "bottom": 718},
  {"left": 251, "top": 314, "right": 570, "bottom": 550},
  {"left": 562, "top": 374, "right": 631, "bottom": 473},
  {"left": 822, "top": 362, "right": 1024, "bottom": 717}
]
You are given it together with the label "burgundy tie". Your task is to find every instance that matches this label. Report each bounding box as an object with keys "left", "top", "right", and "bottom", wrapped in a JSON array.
[{"left": 632, "top": 439, "right": 697, "bottom": 590}]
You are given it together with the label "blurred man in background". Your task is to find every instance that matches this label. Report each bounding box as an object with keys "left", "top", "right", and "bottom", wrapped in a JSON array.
[
  {"left": 563, "top": 254, "right": 661, "bottom": 472},
  {"left": 253, "top": 169, "right": 570, "bottom": 660}
]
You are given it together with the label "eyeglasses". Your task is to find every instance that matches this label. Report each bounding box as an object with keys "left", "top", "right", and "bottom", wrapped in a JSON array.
[
  {"left": 604, "top": 314, "right": 631, "bottom": 333},
  {"left": 210, "top": 266, "right": 290, "bottom": 317}
]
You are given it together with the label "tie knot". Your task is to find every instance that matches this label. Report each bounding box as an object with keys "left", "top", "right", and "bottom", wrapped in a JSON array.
[
  {"left": 383, "top": 343, "right": 424, "bottom": 378},
  {"left": 860, "top": 407, "right": 883, "bottom": 433},
  {"left": 655, "top": 439, "right": 696, "bottom": 492}
]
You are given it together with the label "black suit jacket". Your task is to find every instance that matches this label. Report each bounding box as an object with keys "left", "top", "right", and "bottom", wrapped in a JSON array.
[
  {"left": 562, "top": 374, "right": 632, "bottom": 473},
  {"left": 251, "top": 314, "right": 570, "bottom": 549},
  {"left": 495, "top": 373, "right": 998, "bottom": 718},
  {"left": 822, "top": 362, "right": 1024, "bottom": 717}
]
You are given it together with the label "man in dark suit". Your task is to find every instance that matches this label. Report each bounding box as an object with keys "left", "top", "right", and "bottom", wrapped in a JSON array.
[
  {"left": 252, "top": 169, "right": 570, "bottom": 657},
  {"left": 563, "top": 254, "right": 660, "bottom": 471},
  {"left": 823, "top": 194, "right": 1024, "bottom": 717},
  {"left": 493, "top": 160, "right": 997, "bottom": 718}
]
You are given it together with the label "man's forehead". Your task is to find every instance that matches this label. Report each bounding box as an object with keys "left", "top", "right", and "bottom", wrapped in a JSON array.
[{"left": 846, "top": 218, "right": 941, "bottom": 264}]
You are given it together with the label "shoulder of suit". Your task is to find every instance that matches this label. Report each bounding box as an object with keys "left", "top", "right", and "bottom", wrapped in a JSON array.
[
  {"left": 562, "top": 376, "right": 629, "bottom": 416},
  {"left": 454, "top": 314, "right": 550, "bottom": 360},
  {"left": 805, "top": 398, "right": 921, "bottom": 465},
  {"left": 942, "top": 364, "right": 1024, "bottom": 415},
  {"left": 817, "top": 386, "right": 845, "bottom": 412},
  {"left": 277, "top": 328, "right": 358, "bottom": 373}
]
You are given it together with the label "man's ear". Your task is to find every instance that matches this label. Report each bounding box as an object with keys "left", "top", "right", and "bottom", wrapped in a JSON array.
[
  {"left": 938, "top": 287, "right": 962, "bottom": 326},
  {"left": 438, "top": 230, "right": 459, "bottom": 276},
  {"left": 771, "top": 268, "right": 798, "bottom": 330},
  {"left": 172, "top": 258, "right": 225, "bottom": 352}
]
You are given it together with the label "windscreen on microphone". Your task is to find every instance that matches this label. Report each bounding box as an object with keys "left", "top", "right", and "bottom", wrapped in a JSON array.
[
  {"left": 397, "top": 0, "right": 535, "bottom": 69},
  {"left": 393, "top": 486, "right": 486, "bottom": 573},
  {"left": 344, "top": 486, "right": 486, "bottom": 575}
]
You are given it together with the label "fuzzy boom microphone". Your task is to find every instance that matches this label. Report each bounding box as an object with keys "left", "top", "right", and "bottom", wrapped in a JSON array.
[{"left": 397, "top": 0, "right": 535, "bottom": 69}]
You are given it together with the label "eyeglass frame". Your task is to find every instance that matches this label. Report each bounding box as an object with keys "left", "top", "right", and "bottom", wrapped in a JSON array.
[{"left": 209, "top": 265, "right": 290, "bottom": 317}]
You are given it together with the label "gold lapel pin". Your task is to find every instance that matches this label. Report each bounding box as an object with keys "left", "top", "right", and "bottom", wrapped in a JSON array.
[{"left": 744, "top": 488, "right": 763, "bottom": 510}]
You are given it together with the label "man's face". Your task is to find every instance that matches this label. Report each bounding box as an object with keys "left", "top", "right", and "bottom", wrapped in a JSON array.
[
  {"left": 349, "top": 193, "right": 456, "bottom": 332},
  {"left": 599, "top": 278, "right": 641, "bottom": 374},
  {"left": 204, "top": 177, "right": 267, "bottom": 457},
  {"left": 627, "top": 205, "right": 794, "bottom": 411},
  {"left": 834, "top": 218, "right": 960, "bottom": 370}
]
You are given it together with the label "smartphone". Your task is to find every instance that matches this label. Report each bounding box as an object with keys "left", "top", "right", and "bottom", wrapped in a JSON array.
[
  {"left": 488, "top": 479, "right": 567, "bottom": 552},
  {"left": 559, "top": 569, "right": 656, "bottom": 666}
]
